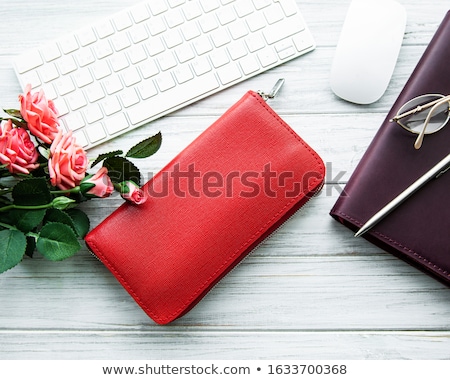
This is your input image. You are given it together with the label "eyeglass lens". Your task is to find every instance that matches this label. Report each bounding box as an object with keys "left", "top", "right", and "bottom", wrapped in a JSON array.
[{"left": 397, "top": 94, "right": 450, "bottom": 134}]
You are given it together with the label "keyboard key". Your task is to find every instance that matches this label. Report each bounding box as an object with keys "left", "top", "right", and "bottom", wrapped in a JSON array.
[
  {"left": 112, "top": 12, "right": 133, "bottom": 31},
  {"left": 58, "top": 55, "right": 77, "bottom": 75},
  {"left": 94, "top": 40, "right": 114, "bottom": 59},
  {"left": 174, "top": 65, "right": 194, "bottom": 84},
  {"left": 200, "top": 0, "right": 220, "bottom": 13},
  {"left": 148, "top": 17, "right": 167, "bottom": 36},
  {"left": 175, "top": 44, "right": 195, "bottom": 63},
  {"left": 74, "top": 68, "right": 94, "bottom": 88},
  {"left": 64, "top": 111, "right": 85, "bottom": 130},
  {"left": 21, "top": 71, "right": 41, "bottom": 89},
  {"left": 73, "top": 131, "right": 88, "bottom": 147},
  {"left": 146, "top": 38, "right": 165, "bottom": 56},
  {"left": 234, "top": 0, "right": 254, "bottom": 17},
  {"left": 85, "top": 82, "right": 105, "bottom": 102},
  {"left": 136, "top": 80, "right": 158, "bottom": 99},
  {"left": 216, "top": 7, "right": 236, "bottom": 25},
  {"left": 128, "top": 45, "right": 148, "bottom": 64},
  {"left": 149, "top": 0, "right": 168, "bottom": 16},
  {"left": 58, "top": 35, "right": 79, "bottom": 54},
  {"left": 84, "top": 104, "right": 103, "bottom": 123},
  {"left": 199, "top": 14, "right": 219, "bottom": 33},
  {"left": 211, "top": 29, "right": 231, "bottom": 48},
  {"left": 210, "top": 49, "right": 230, "bottom": 68},
  {"left": 182, "top": 2, "right": 202, "bottom": 20},
  {"left": 42, "top": 42, "right": 61, "bottom": 62},
  {"left": 40, "top": 63, "right": 59, "bottom": 83},
  {"left": 240, "top": 55, "right": 260, "bottom": 75},
  {"left": 158, "top": 52, "right": 177, "bottom": 71},
  {"left": 155, "top": 72, "right": 176, "bottom": 92},
  {"left": 92, "top": 60, "right": 112, "bottom": 80},
  {"left": 103, "top": 75, "right": 124, "bottom": 94},
  {"left": 217, "top": 62, "right": 242, "bottom": 84},
  {"left": 229, "top": 20, "right": 248, "bottom": 40},
  {"left": 96, "top": 20, "right": 115, "bottom": 38},
  {"left": 101, "top": 96, "right": 122, "bottom": 116},
  {"left": 181, "top": 22, "right": 201, "bottom": 41},
  {"left": 16, "top": 50, "right": 43, "bottom": 73},
  {"left": 110, "top": 52, "right": 129, "bottom": 72},
  {"left": 163, "top": 30, "right": 183, "bottom": 48},
  {"left": 139, "top": 60, "right": 159, "bottom": 79},
  {"left": 77, "top": 28, "right": 97, "bottom": 47},
  {"left": 105, "top": 113, "right": 129, "bottom": 135},
  {"left": 228, "top": 41, "right": 248, "bottom": 60},
  {"left": 122, "top": 67, "right": 141, "bottom": 87},
  {"left": 129, "top": 24, "right": 149, "bottom": 44},
  {"left": 252, "top": 0, "right": 271, "bottom": 10},
  {"left": 168, "top": 0, "right": 186, "bottom": 7},
  {"left": 75, "top": 48, "right": 96, "bottom": 67},
  {"left": 67, "top": 91, "right": 87, "bottom": 111},
  {"left": 111, "top": 33, "right": 131, "bottom": 51},
  {"left": 165, "top": 9, "right": 184, "bottom": 28},
  {"left": 193, "top": 36, "right": 213, "bottom": 55},
  {"left": 130, "top": 3, "right": 150, "bottom": 23},
  {"left": 54, "top": 76, "right": 76, "bottom": 96},
  {"left": 86, "top": 123, "right": 107, "bottom": 143},
  {"left": 276, "top": 0, "right": 298, "bottom": 17},
  {"left": 263, "top": 14, "right": 305, "bottom": 45},
  {"left": 192, "top": 56, "right": 212, "bottom": 76},
  {"left": 257, "top": 47, "right": 278, "bottom": 67},
  {"left": 120, "top": 88, "right": 140, "bottom": 107}
]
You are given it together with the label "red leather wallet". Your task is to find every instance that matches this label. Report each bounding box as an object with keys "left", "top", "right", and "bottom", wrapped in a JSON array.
[{"left": 85, "top": 90, "right": 325, "bottom": 324}]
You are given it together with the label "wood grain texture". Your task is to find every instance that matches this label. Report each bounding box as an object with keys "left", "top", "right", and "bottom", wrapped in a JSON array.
[{"left": 0, "top": 0, "right": 449, "bottom": 360}]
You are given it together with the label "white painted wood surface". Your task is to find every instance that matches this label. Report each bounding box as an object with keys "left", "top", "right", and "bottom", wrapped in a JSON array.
[{"left": 0, "top": 0, "right": 449, "bottom": 360}]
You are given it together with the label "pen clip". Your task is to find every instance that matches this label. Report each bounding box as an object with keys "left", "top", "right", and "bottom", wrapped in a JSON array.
[
  {"left": 258, "top": 78, "right": 285, "bottom": 101},
  {"left": 435, "top": 161, "right": 450, "bottom": 178}
]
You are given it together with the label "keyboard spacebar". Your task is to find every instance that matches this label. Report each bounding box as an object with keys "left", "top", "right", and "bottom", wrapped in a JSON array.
[{"left": 128, "top": 73, "right": 220, "bottom": 125}]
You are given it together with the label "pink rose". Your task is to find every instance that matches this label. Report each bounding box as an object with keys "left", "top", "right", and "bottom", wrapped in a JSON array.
[
  {"left": 0, "top": 120, "right": 39, "bottom": 174},
  {"left": 80, "top": 167, "right": 114, "bottom": 198},
  {"left": 48, "top": 130, "right": 88, "bottom": 190},
  {"left": 19, "top": 84, "right": 59, "bottom": 144},
  {"left": 118, "top": 180, "right": 147, "bottom": 205}
]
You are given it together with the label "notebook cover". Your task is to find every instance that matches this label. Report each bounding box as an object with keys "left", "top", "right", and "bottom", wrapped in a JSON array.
[
  {"left": 86, "top": 90, "right": 325, "bottom": 324},
  {"left": 330, "top": 11, "right": 450, "bottom": 285}
]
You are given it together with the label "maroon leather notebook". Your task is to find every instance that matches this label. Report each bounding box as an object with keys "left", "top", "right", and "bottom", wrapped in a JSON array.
[{"left": 330, "top": 11, "right": 450, "bottom": 285}]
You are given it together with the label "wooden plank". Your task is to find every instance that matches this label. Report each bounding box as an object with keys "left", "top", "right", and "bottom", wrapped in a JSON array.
[{"left": 0, "top": 331, "right": 449, "bottom": 360}]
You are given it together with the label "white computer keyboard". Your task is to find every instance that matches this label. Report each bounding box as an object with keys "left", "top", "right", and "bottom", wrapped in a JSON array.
[{"left": 13, "top": 0, "right": 315, "bottom": 149}]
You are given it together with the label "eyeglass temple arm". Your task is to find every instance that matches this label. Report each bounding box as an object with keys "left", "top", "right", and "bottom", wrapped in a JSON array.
[
  {"left": 414, "top": 95, "right": 450, "bottom": 149},
  {"left": 391, "top": 96, "right": 449, "bottom": 122}
]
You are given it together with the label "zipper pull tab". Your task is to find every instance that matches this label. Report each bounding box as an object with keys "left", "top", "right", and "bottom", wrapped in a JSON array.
[{"left": 258, "top": 78, "right": 285, "bottom": 101}]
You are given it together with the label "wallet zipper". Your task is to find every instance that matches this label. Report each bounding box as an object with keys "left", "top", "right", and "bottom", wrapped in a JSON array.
[{"left": 257, "top": 78, "right": 285, "bottom": 101}]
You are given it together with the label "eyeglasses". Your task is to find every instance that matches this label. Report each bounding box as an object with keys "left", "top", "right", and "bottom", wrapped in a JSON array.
[{"left": 390, "top": 94, "right": 450, "bottom": 149}]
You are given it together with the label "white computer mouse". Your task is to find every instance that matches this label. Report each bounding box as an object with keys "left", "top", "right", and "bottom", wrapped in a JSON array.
[{"left": 330, "top": 0, "right": 407, "bottom": 104}]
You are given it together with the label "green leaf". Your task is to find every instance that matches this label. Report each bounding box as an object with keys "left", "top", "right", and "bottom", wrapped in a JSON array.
[
  {"left": 25, "top": 236, "right": 36, "bottom": 258},
  {"left": 0, "top": 229, "right": 27, "bottom": 273},
  {"left": 0, "top": 195, "right": 12, "bottom": 206},
  {"left": 3, "top": 109, "right": 22, "bottom": 118},
  {"left": 126, "top": 132, "right": 162, "bottom": 159},
  {"left": 66, "top": 209, "right": 90, "bottom": 238},
  {"left": 12, "top": 177, "right": 51, "bottom": 207},
  {"left": 44, "top": 208, "right": 76, "bottom": 230},
  {"left": 103, "top": 156, "right": 141, "bottom": 186},
  {"left": 9, "top": 209, "right": 46, "bottom": 233},
  {"left": 91, "top": 150, "right": 124, "bottom": 168},
  {"left": 36, "top": 222, "right": 81, "bottom": 261}
]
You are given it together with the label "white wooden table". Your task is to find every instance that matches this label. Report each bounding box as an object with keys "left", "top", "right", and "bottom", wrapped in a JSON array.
[{"left": 1, "top": 0, "right": 449, "bottom": 360}]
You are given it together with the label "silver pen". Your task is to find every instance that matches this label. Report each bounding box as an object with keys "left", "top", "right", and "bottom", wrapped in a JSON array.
[{"left": 354, "top": 152, "right": 450, "bottom": 237}]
